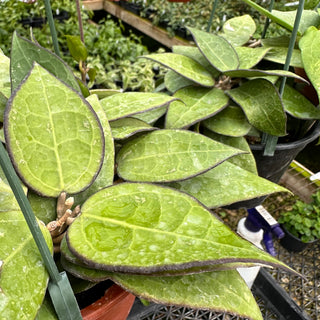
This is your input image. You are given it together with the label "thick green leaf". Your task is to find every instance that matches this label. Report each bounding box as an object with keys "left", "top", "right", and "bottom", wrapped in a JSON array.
[
  {"left": 0, "top": 92, "right": 7, "bottom": 123},
  {"left": 263, "top": 47, "right": 303, "bottom": 68},
  {"left": 224, "top": 69, "right": 307, "bottom": 81},
  {"left": 110, "top": 117, "right": 156, "bottom": 140},
  {"left": 100, "top": 92, "right": 176, "bottom": 121},
  {"left": 169, "top": 161, "right": 288, "bottom": 208},
  {"left": 65, "top": 35, "right": 88, "bottom": 62},
  {"left": 74, "top": 95, "right": 114, "bottom": 205},
  {"left": 61, "top": 245, "right": 263, "bottom": 320},
  {"left": 164, "top": 70, "right": 196, "bottom": 93},
  {"left": 221, "top": 15, "right": 256, "bottom": 47},
  {"left": 133, "top": 105, "right": 167, "bottom": 125},
  {"left": 165, "top": 87, "right": 229, "bottom": 129},
  {"left": 202, "top": 105, "right": 251, "bottom": 137},
  {"left": 116, "top": 129, "right": 244, "bottom": 182},
  {"left": 62, "top": 238, "right": 263, "bottom": 320},
  {"left": 299, "top": 27, "right": 320, "bottom": 101},
  {"left": 0, "top": 177, "right": 21, "bottom": 212},
  {"left": 0, "top": 210, "right": 52, "bottom": 319},
  {"left": 28, "top": 191, "right": 57, "bottom": 225},
  {"left": 227, "top": 79, "right": 287, "bottom": 136},
  {"left": 66, "top": 183, "right": 292, "bottom": 273},
  {"left": 111, "top": 270, "right": 263, "bottom": 320},
  {"left": 0, "top": 52, "right": 11, "bottom": 98},
  {"left": 188, "top": 27, "right": 239, "bottom": 72},
  {"left": 282, "top": 84, "right": 320, "bottom": 119},
  {"left": 10, "top": 32, "right": 80, "bottom": 92},
  {"left": 241, "top": 0, "right": 320, "bottom": 35},
  {"left": 143, "top": 53, "right": 215, "bottom": 87},
  {"left": 172, "top": 46, "right": 220, "bottom": 77},
  {"left": 35, "top": 297, "right": 58, "bottom": 320},
  {"left": 203, "top": 131, "right": 257, "bottom": 174},
  {"left": 4, "top": 64, "right": 104, "bottom": 197},
  {"left": 89, "top": 89, "right": 121, "bottom": 99},
  {"left": 236, "top": 47, "right": 270, "bottom": 69}
]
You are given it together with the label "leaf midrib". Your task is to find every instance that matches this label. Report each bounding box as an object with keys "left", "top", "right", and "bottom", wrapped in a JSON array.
[{"left": 83, "top": 213, "right": 258, "bottom": 252}]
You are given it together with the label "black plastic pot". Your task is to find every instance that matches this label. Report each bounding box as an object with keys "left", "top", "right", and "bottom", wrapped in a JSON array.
[
  {"left": 279, "top": 225, "right": 318, "bottom": 253},
  {"left": 226, "top": 122, "right": 320, "bottom": 209}
]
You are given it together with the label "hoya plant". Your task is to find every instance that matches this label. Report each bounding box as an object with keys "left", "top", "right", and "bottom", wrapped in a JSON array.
[
  {"left": 0, "top": 32, "right": 299, "bottom": 320},
  {"left": 143, "top": 13, "right": 320, "bottom": 147}
]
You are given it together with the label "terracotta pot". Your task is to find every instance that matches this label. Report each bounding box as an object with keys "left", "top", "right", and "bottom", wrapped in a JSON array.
[{"left": 81, "top": 284, "right": 135, "bottom": 320}]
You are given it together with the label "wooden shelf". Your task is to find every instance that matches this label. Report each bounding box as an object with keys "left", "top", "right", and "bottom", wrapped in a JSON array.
[{"left": 82, "top": 0, "right": 191, "bottom": 48}]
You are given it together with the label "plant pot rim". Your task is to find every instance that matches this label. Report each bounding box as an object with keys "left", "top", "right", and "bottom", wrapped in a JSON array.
[{"left": 250, "top": 121, "right": 320, "bottom": 151}]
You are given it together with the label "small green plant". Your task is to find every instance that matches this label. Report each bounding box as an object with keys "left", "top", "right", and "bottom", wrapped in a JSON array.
[{"left": 279, "top": 191, "right": 320, "bottom": 243}]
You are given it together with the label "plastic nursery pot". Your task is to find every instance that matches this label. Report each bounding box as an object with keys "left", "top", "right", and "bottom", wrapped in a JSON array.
[
  {"left": 250, "top": 122, "right": 320, "bottom": 184},
  {"left": 226, "top": 123, "right": 320, "bottom": 210},
  {"left": 279, "top": 225, "right": 318, "bottom": 253},
  {"left": 80, "top": 284, "right": 136, "bottom": 320}
]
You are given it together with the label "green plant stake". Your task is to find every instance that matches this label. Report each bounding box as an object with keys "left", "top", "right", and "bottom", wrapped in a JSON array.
[
  {"left": 43, "top": 0, "right": 60, "bottom": 56},
  {"left": 261, "top": 0, "right": 275, "bottom": 39},
  {"left": 263, "top": 0, "right": 305, "bottom": 156},
  {"left": 206, "top": 0, "right": 219, "bottom": 32},
  {"left": 0, "top": 142, "right": 82, "bottom": 320}
]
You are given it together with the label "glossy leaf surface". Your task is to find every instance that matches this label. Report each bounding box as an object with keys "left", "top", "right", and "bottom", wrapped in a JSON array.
[
  {"left": 0, "top": 52, "right": 11, "bottom": 98},
  {"left": 62, "top": 235, "right": 259, "bottom": 278},
  {"left": 164, "top": 70, "right": 196, "bottom": 93},
  {"left": 28, "top": 191, "right": 57, "bottom": 224},
  {"left": 282, "top": 84, "right": 320, "bottom": 119},
  {"left": 75, "top": 95, "right": 114, "bottom": 205},
  {"left": 133, "top": 106, "right": 167, "bottom": 125},
  {"left": 221, "top": 15, "right": 256, "bottom": 47},
  {"left": 188, "top": 27, "right": 239, "bottom": 72},
  {"left": 263, "top": 47, "right": 303, "bottom": 68},
  {"left": 111, "top": 270, "right": 263, "bottom": 320},
  {"left": 236, "top": 47, "right": 270, "bottom": 69},
  {"left": 67, "top": 183, "right": 292, "bottom": 273},
  {"left": 241, "top": 0, "right": 320, "bottom": 35},
  {"left": 144, "top": 53, "right": 215, "bottom": 87},
  {"left": 116, "top": 130, "right": 244, "bottom": 182},
  {"left": 65, "top": 35, "right": 88, "bottom": 62},
  {"left": 100, "top": 92, "right": 176, "bottom": 121},
  {"left": 10, "top": 32, "right": 79, "bottom": 92},
  {"left": 203, "top": 132, "right": 257, "bottom": 174},
  {"left": 110, "top": 117, "right": 156, "bottom": 140},
  {"left": 61, "top": 239, "right": 262, "bottom": 320},
  {"left": 0, "top": 92, "right": 7, "bottom": 122},
  {"left": 169, "top": 161, "right": 288, "bottom": 208},
  {"left": 224, "top": 69, "right": 307, "bottom": 81},
  {"left": 172, "top": 46, "right": 220, "bottom": 77},
  {"left": 166, "top": 87, "right": 228, "bottom": 129},
  {"left": 35, "top": 298, "right": 58, "bottom": 320},
  {"left": 300, "top": 27, "right": 320, "bottom": 101},
  {"left": 0, "top": 177, "right": 52, "bottom": 319},
  {"left": 202, "top": 105, "right": 251, "bottom": 137},
  {"left": 5, "top": 64, "right": 104, "bottom": 197},
  {"left": 227, "top": 79, "right": 287, "bottom": 136}
]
